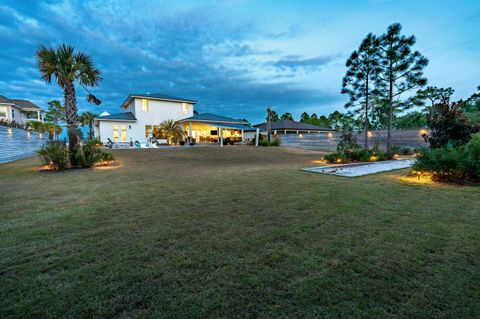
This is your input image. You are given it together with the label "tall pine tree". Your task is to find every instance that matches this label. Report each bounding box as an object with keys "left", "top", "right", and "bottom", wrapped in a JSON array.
[
  {"left": 376, "top": 23, "right": 428, "bottom": 155},
  {"left": 341, "top": 33, "right": 380, "bottom": 149}
]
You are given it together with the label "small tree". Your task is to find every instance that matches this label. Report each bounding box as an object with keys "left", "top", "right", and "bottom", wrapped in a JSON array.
[
  {"left": 427, "top": 97, "right": 474, "bottom": 148},
  {"left": 159, "top": 119, "right": 184, "bottom": 145},
  {"left": 44, "top": 100, "right": 65, "bottom": 141},
  {"left": 300, "top": 112, "right": 310, "bottom": 123},
  {"left": 280, "top": 112, "right": 294, "bottom": 120},
  {"left": 376, "top": 23, "right": 429, "bottom": 155},
  {"left": 342, "top": 33, "right": 380, "bottom": 149}
]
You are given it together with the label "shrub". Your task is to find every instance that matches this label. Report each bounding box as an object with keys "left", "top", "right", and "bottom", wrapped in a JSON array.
[
  {"left": 100, "top": 152, "right": 115, "bottom": 166},
  {"left": 413, "top": 134, "right": 480, "bottom": 182},
  {"left": 37, "top": 142, "right": 69, "bottom": 170},
  {"left": 324, "top": 143, "right": 389, "bottom": 164},
  {"left": 270, "top": 139, "right": 281, "bottom": 146},
  {"left": 75, "top": 140, "right": 113, "bottom": 168}
]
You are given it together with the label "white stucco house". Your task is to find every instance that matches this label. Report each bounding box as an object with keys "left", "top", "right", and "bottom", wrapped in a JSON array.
[
  {"left": 0, "top": 95, "right": 44, "bottom": 124},
  {"left": 94, "top": 93, "right": 254, "bottom": 145}
]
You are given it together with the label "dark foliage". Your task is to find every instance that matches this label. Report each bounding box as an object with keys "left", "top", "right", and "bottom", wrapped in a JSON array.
[{"left": 427, "top": 97, "right": 476, "bottom": 148}]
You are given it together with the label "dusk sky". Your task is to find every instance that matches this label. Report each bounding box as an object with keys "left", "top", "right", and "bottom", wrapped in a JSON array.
[{"left": 1, "top": 0, "right": 479, "bottom": 123}]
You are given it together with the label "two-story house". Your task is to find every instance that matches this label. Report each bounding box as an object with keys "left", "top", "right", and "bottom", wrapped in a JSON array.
[
  {"left": 94, "top": 93, "right": 254, "bottom": 145},
  {"left": 0, "top": 95, "right": 44, "bottom": 124},
  {"left": 94, "top": 93, "right": 196, "bottom": 144}
]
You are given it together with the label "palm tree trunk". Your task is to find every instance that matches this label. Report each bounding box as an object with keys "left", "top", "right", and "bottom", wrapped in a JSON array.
[
  {"left": 64, "top": 81, "right": 79, "bottom": 164},
  {"left": 89, "top": 122, "right": 93, "bottom": 140}
]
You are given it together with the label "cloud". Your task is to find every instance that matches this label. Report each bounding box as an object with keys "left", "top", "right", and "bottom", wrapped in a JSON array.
[
  {"left": 269, "top": 55, "right": 338, "bottom": 71},
  {"left": 0, "top": 0, "right": 341, "bottom": 123}
]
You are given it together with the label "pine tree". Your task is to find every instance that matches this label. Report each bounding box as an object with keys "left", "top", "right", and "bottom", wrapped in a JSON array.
[
  {"left": 376, "top": 23, "right": 428, "bottom": 155},
  {"left": 342, "top": 33, "right": 380, "bottom": 149}
]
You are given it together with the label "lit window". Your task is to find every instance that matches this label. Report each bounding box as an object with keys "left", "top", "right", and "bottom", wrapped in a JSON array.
[
  {"left": 121, "top": 125, "right": 127, "bottom": 141},
  {"left": 141, "top": 99, "right": 148, "bottom": 112},
  {"left": 145, "top": 125, "right": 152, "bottom": 138},
  {"left": 113, "top": 125, "right": 119, "bottom": 142},
  {"left": 0, "top": 107, "right": 6, "bottom": 118},
  {"left": 182, "top": 103, "right": 188, "bottom": 115}
]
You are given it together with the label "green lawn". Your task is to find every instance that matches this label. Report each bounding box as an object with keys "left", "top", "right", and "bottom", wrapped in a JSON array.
[{"left": 1, "top": 147, "right": 479, "bottom": 318}]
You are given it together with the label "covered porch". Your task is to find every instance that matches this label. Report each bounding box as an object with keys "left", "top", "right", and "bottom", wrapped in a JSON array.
[{"left": 179, "top": 113, "right": 257, "bottom": 146}]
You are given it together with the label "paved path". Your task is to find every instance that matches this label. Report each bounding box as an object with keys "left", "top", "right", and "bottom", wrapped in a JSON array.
[{"left": 303, "top": 160, "right": 415, "bottom": 177}]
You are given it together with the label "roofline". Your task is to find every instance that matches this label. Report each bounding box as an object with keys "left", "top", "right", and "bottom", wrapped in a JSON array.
[
  {"left": 178, "top": 119, "right": 248, "bottom": 124},
  {"left": 0, "top": 102, "right": 43, "bottom": 111},
  {"left": 94, "top": 118, "right": 137, "bottom": 122},
  {"left": 121, "top": 94, "right": 197, "bottom": 108}
]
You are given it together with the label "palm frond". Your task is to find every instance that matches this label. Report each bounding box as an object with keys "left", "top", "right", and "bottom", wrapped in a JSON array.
[{"left": 86, "top": 94, "right": 102, "bottom": 105}]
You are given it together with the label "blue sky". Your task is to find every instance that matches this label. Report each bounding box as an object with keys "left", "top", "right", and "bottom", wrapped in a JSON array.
[{"left": 1, "top": 0, "right": 479, "bottom": 123}]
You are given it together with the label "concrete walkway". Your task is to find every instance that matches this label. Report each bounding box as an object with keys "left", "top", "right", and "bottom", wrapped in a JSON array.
[{"left": 303, "top": 160, "right": 415, "bottom": 177}]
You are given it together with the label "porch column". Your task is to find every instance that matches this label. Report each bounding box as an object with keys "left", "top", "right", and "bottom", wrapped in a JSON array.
[
  {"left": 255, "top": 128, "right": 259, "bottom": 147},
  {"left": 189, "top": 122, "right": 193, "bottom": 143},
  {"left": 37, "top": 111, "right": 41, "bottom": 121},
  {"left": 219, "top": 127, "right": 223, "bottom": 147},
  {"left": 241, "top": 129, "right": 244, "bottom": 142},
  {"left": 284, "top": 129, "right": 286, "bottom": 135}
]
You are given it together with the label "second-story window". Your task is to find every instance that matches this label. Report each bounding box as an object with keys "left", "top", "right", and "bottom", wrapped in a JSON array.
[
  {"left": 141, "top": 99, "right": 148, "bottom": 112},
  {"left": 182, "top": 103, "right": 188, "bottom": 115}
]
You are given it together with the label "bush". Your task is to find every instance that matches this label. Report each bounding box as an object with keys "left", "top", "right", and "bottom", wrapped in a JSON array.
[
  {"left": 259, "top": 138, "right": 281, "bottom": 146},
  {"left": 413, "top": 133, "right": 480, "bottom": 181},
  {"left": 75, "top": 140, "right": 114, "bottom": 168},
  {"left": 37, "top": 143, "right": 69, "bottom": 171},
  {"left": 324, "top": 143, "right": 388, "bottom": 164},
  {"left": 270, "top": 139, "right": 281, "bottom": 146}
]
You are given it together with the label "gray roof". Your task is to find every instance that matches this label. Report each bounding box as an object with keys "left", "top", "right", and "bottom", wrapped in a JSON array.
[
  {"left": 12, "top": 99, "right": 42, "bottom": 111},
  {"left": 205, "top": 122, "right": 256, "bottom": 131},
  {"left": 180, "top": 113, "right": 248, "bottom": 124},
  {"left": 95, "top": 112, "right": 137, "bottom": 121},
  {"left": 0, "top": 96, "right": 43, "bottom": 111},
  {"left": 254, "top": 119, "right": 334, "bottom": 132},
  {"left": 0, "top": 95, "right": 13, "bottom": 104},
  {"left": 121, "top": 93, "right": 197, "bottom": 108}
]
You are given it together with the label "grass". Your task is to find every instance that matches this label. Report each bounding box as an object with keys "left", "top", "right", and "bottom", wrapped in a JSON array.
[{"left": 1, "top": 147, "right": 479, "bottom": 318}]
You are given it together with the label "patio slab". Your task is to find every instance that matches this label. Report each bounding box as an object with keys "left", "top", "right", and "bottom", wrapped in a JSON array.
[{"left": 303, "top": 159, "right": 415, "bottom": 177}]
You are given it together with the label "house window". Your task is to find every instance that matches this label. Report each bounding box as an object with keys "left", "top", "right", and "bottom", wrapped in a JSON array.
[
  {"left": 121, "top": 125, "right": 127, "bottom": 141},
  {"left": 145, "top": 125, "right": 152, "bottom": 138},
  {"left": 141, "top": 99, "right": 148, "bottom": 112},
  {"left": 182, "top": 103, "right": 188, "bottom": 115},
  {"left": 0, "top": 107, "right": 6, "bottom": 118},
  {"left": 11, "top": 109, "right": 15, "bottom": 119},
  {"left": 113, "top": 125, "right": 119, "bottom": 142}
]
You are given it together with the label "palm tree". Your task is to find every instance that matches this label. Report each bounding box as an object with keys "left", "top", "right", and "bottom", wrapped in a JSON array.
[
  {"left": 37, "top": 44, "right": 101, "bottom": 163},
  {"left": 79, "top": 112, "right": 97, "bottom": 141},
  {"left": 158, "top": 119, "right": 184, "bottom": 145},
  {"left": 44, "top": 122, "right": 62, "bottom": 140},
  {"left": 26, "top": 121, "right": 46, "bottom": 133}
]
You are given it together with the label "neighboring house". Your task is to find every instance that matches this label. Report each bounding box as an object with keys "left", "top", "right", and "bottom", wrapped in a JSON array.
[
  {"left": 94, "top": 93, "right": 255, "bottom": 145},
  {"left": 0, "top": 95, "right": 44, "bottom": 124}
]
